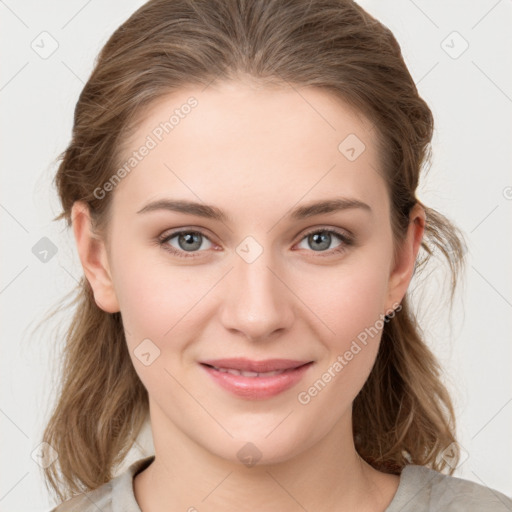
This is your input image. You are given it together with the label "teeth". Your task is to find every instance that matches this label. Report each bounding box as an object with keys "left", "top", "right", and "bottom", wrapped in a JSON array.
[{"left": 214, "top": 367, "right": 285, "bottom": 377}]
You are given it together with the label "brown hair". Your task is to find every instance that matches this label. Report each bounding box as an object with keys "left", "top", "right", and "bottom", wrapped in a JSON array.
[{"left": 42, "top": 0, "right": 467, "bottom": 503}]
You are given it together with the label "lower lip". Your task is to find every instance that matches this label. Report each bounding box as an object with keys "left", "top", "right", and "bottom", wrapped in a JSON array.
[{"left": 201, "top": 363, "right": 313, "bottom": 400}]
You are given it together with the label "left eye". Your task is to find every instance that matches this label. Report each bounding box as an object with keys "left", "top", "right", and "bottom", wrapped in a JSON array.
[{"left": 296, "top": 229, "right": 349, "bottom": 253}]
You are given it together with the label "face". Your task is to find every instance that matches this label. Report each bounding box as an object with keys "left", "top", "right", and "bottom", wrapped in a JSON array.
[{"left": 75, "top": 80, "right": 422, "bottom": 466}]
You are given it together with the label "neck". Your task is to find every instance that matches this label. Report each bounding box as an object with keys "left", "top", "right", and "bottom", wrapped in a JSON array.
[{"left": 134, "top": 403, "right": 398, "bottom": 512}]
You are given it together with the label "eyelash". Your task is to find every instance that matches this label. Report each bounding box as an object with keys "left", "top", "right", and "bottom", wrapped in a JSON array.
[{"left": 157, "top": 227, "right": 354, "bottom": 259}]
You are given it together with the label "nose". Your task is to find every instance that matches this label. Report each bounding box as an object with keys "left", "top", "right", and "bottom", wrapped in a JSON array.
[{"left": 218, "top": 246, "right": 295, "bottom": 343}]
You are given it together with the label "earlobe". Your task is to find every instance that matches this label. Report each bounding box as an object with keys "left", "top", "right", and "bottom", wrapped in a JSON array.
[
  {"left": 385, "top": 203, "right": 426, "bottom": 311},
  {"left": 71, "top": 201, "right": 120, "bottom": 313}
]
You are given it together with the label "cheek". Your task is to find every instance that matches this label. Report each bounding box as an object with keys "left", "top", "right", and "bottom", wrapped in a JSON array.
[
  {"left": 110, "top": 241, "right": 200, "bottom": 338},
  {"left": 294, "top": 271, "right": 388, "bottom": 427},
  {"left": 112, "top": 256, "right": 202, "bottom": 399},
  {"left": 298, "top": 255, "right": 391, "bottom": 345},
  {"left": 295, "top": 253, "right": 391, "bottom": 396}
]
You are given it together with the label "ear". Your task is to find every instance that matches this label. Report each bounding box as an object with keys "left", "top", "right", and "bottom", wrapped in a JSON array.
[
  {"left": 71, "top": 201, "right": 120, "bottom": 313},
  {"left": 385, "top": 202, "right": 426, "bottom": 311}
]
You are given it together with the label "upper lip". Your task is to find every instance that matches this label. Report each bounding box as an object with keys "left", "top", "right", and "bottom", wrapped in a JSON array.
[{"left": 200, "top": 358, "right": 312, "bottom": 373}]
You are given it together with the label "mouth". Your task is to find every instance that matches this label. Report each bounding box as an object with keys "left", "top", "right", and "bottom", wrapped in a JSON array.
[{"left": 199, "top": 358, "right": 314, "bottom": 399}]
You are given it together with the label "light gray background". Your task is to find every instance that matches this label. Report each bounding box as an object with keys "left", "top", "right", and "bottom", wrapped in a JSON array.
[{"left": 1, "top": 1, "right": 511, "bottom": 510}]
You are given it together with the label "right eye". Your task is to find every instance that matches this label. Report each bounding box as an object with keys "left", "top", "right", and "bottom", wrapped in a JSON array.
[{"left": 158, "top": 230, "right": 215, "bottom": 258}]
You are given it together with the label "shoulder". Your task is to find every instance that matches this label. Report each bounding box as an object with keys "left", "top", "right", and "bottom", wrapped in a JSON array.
[
  {"left": 48, "top": 455, "right": 155, "bottom": 512},
  {"left": 387, "top": 464, "right": 512, "bottom": 512},
  {"left": 48, "top": 481, "right": 113, "bottom": 512}
]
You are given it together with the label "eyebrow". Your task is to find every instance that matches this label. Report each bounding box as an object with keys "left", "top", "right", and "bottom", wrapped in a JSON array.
[{"left": 136, "top": 197, "right": 372, "bottom": 222}]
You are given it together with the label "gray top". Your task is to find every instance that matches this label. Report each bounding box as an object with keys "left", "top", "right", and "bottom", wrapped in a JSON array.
[{"left": 50, "top": 455, "right": 512, "bottom": 511}]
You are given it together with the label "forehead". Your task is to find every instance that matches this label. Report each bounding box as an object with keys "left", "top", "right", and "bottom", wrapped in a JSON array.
[{"left": 111, "top": 81, "right": 388, "bottom": 220}]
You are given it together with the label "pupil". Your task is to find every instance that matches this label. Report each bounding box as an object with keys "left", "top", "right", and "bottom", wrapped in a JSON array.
[
  {"left": 311, "top": 232, "right": 330, "bottom": 251},
  {"left": 180, "top": 232, "right": 201, "bottom": 250}
]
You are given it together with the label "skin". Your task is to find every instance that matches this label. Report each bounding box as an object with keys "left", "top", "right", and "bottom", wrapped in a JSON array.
[{"left": 72, "top": 79, "right": 425, "bottom": 511}]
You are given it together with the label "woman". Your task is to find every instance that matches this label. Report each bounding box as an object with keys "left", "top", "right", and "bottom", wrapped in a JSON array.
[{"left": 43, "top": 0, "right": 512, "bottom": 510}]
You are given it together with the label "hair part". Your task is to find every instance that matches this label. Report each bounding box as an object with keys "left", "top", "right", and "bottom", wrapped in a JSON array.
[{"left": 43, "top": 0, "right": 467, "bottom": 503}]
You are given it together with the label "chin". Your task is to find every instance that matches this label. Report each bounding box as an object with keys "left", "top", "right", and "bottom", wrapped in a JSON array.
[{"left": 198, "top": 424, "right": 316, "bottom": 468}]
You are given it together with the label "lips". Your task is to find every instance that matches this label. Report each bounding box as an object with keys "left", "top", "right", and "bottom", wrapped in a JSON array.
[
  {"left": 209, "top": 367, "right": 287, "bottom": 377},
  {"left": 201, "top": 358, "right": 309, "bottom": 373},
  {"left": 200, "top": 358, "right": 314, "bottom": 399}
]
